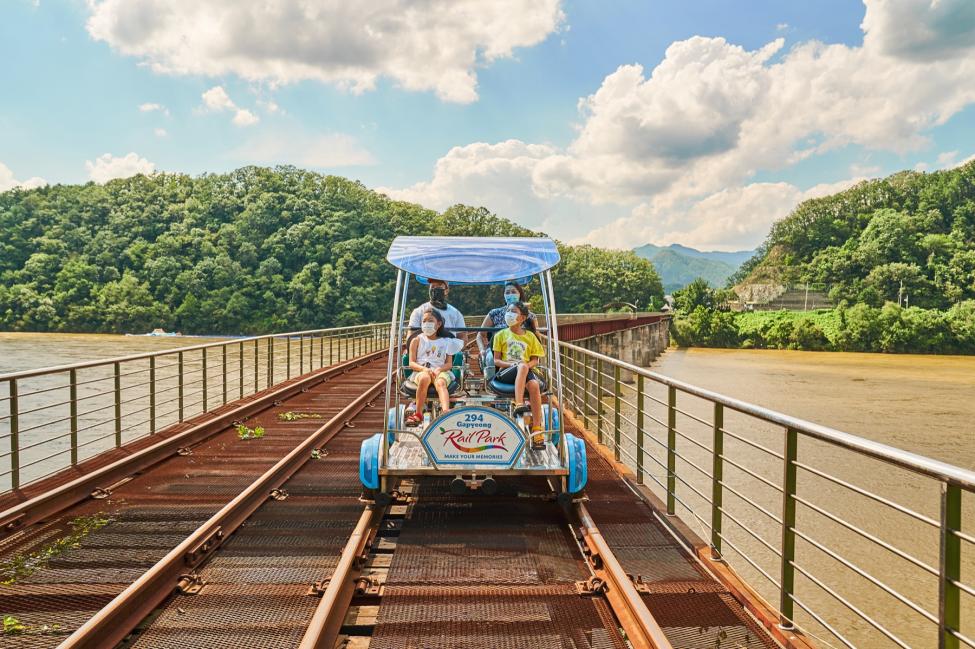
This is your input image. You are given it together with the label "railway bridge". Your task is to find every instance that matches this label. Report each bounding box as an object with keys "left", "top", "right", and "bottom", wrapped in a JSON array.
[{"left": 0, "top": 314, "right": 972, "bottom": 648}]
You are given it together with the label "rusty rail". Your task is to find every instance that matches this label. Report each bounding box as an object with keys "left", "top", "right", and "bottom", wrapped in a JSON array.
[
  {"left": 59, "top": 376, "right": 385, "bottom": 648},
  {"left": 0, "top": 349, "right": 386, "bottom": 541}
]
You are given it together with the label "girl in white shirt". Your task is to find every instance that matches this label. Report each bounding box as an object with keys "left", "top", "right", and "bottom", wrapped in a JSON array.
[{"left": 406, "top": 308, "right": 464, "bottom": 426}]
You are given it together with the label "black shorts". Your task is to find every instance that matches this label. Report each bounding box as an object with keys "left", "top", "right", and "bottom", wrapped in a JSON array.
[{"left": 495, "top": 365, "right": 539, "bottom": 384}]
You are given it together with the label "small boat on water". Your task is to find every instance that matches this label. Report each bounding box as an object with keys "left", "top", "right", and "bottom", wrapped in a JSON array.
[{"left": 125, "top": 328, "right": 183, "bottom": 337}]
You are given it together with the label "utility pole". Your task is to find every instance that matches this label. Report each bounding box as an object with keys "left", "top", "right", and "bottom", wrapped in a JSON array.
[{"left": 898, "top": 280, "right": 904, "bottom": 307}]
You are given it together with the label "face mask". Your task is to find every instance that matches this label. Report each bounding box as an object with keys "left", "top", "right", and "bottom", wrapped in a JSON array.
[
  {"left": 504, "top": 311, "right": 519, "bottom": 327},
  {"left": 421, "top": 321, "right": 437, "bottom": 336},
  {"left": 504, "top": 293, "right": 519, "bottom": 305},
  {"left": 429, "top": 286, "right": 447, "bottom": 309}
]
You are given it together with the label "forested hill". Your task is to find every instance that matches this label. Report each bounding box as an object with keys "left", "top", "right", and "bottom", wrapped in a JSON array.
[
  {"left": 734, "top": 160, "right": 975, "bottom": 308},
  {"left": 0, "top": 166, "right": 662, "bottom": 334}
]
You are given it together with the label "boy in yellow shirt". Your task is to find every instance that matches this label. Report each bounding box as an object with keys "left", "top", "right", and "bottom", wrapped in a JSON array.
[{"left": 492, "top": 302, "right": 546, "bottom": 449}]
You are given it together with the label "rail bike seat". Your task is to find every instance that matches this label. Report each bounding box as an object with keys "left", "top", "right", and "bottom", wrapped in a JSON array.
[
  {"left": 487, "top": 368, "right": 548, "bottom": 396},
  {"left": 400, "top": 351, "right": 463, "bottom": 397}
]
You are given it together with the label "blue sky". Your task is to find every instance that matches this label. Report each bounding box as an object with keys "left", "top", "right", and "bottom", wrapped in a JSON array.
[{"left": 2, "top": 0, "right": 974, "bottom": 250}]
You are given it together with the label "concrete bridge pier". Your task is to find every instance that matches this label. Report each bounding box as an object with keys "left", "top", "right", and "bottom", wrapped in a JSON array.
[{"left": 575, "top": 320, "right": 670, "bottom": 383}]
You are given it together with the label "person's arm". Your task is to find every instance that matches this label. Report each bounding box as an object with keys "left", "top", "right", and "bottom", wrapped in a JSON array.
[
  {"left": 477, "top": 313, "right": 492, "bottom": 348},
  {"left": 524, "top": 355, "right": 540, "bottom": 370}
]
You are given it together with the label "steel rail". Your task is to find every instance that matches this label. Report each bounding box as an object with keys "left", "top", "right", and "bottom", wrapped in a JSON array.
[
  {"left": 0, "top": 350, "right": 386, "bottom": 538},
  {"left": 574, "top": 501, "right": 675, "bottom": 649},
  {"left": 298, "top": 504, "right": 388, "bottom": 649},
  {"left": 60, "top": 374, "right": 386, "bottom": 649}
]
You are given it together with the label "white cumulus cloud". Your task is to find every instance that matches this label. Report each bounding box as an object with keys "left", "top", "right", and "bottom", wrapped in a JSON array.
[
  {"left": 85, "top": 0, "right": 565, "bottom": 103},
  {"left": 138, "top": 102, "right": 169, "bottom": 116},
  {"left": 0, "top": 162, "right": 46, "bottom": 192},
  {"left": 388, "top": 0, "right": 975, "bottom": 249},
  {"left": 85, "top": 152, "right": 156, "bottom": 183},
  {"left": 201, "top": 86, "right": 259, "bottom": 127}
]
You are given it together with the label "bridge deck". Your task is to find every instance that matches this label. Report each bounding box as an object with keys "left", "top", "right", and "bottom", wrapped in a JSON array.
[{"left": 0, "top": 344, "right": 778, "bottom": 649}]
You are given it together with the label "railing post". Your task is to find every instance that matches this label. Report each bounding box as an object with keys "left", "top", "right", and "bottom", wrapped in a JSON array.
[
  {"left": 939, "top": 482, "right": 962, "bottom": 649},
  {"left": 286, "top": 336, "right": 291, "bottom": 379},
  {"left": 299, "top": 335, "right": 304, "bottom": 375},
  {"left": 9, "top": 379, "right": 19, "bottom": 490},
  {"left": 254, "top": 339, "right": 259, "bottom": 393},
  {"left": 636, "top": 374, "right": 644, "bottom": 485},
  {"left": 319, "top": 334, "right": 324, "bottom": 368},
  {"left": 115, "top": 362, "right": 122, "bottom": 444},
  {"left": 666, "top": 386, "right": 676, "bottom": 515},
  {"left": 202, "top": 347, "right": 208, "bottom": 413},
  {"left": 585, "top": 354, "right": 594, "bottom": 431},
  {"left": 70, "top": 368, "right": 78, "bottom": 465},
  {"left": 330, "top": 336, "right": 334, "bottom": 366},
  {"left": 268, "top": 338, "right": 274, "bottom": 389},
  {"left": 149, "top": 356, "right": 156, "bottom": 434},
  {"left": 177, "top": 353, "right": 184, "bottom": 422},
  {"left": 779, "top": 426, "right": 798, "bottom": 628},
  {"left": 238, "top": 341, "right": 244, "bottom": 399},
  {"left": 711, "top": 403, "right": 724, "bottom": 560},
  {"left": 596, "top": 358, "right": 604, "bottom": 445},
  {"left": 344, "top": 335, "right": 349, "bottom": 362},
  {"left": 613, "top": 364, "right": 621, "bottom": 461},
  {"left": 222, "top": 344, "right": 227, "bottom": 404}
]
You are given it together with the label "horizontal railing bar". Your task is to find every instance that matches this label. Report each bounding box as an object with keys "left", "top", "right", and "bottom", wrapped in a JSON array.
[
  {"left": 792, "top": 527, "right": 937, "bottom": 624},
  {"left": 561, "top": 341, "right": 975, "bottom": 489},
  {"left": 672, "top": 470, "right": 712, "bottom": 504},
  {"left": 672, "top": 447, "right": 713, "bottom": 480},
  {"left": 117, "top": 417, "right": 154, "bottom": 435},
  {"left": 672, "top": 405, "right": 712, "bottom": 428},
  {"left": 719, "top": 479, "right": 784, "bottom": 525},
  {"left": 14, "top": 383, "right": 71, "bottom": 399},
  {"left": 717, "top": 504, "right": 782, "bottom": 556},
  {"left": 721, "top": 454, "right": 783, "bottom": 493},
  {"left": 793, "top": 493, "right": 938, "bottom": 577},
  {"left": 947, "top": 626, "right": 975, "bottom": 649},
  {"left": 951, "top": 527, "right": 975, "bottom": 546},
  {"left": 17, "top": 416, "right": 73, "bottom": 435},
  {"left": 75, "top": 401, "right": 118, "bottom": 421},
  {"left": 789, "top": 595, "right": 857, "bottom": 649},
  {"left": 790, "top": 560, "right": 913, "bottom": 649},
  {"left": 720, "top": 426, "right": 784, "bottom": 460},
  {"left": 18, "top": 447, "right": 71, "bottom": 470},
  {"left": 0, "top": 324, "right": 386, "bottom": 381},
  {"left": 670, "top": 489, "right": 712, "bottom": 532},
  {"left": 794, "top": 460, "right": 938, "bottom": 527},
  {"left": 718, "top": 533, "right": 782, "bottom": 589},
  {"left": 671, "top": 427, "right": 713, "bottom": 454},
  {"left": 950, "top": 577, "right": 975, "bottom": 601},
  {"left": 14, "top": 401, "right": 70, "bottom": 417},
  {"left": 75, "top": 428, "right": 126, "bottom": 450}
]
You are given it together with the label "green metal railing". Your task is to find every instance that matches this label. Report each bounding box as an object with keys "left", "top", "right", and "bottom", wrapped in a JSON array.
[
  {"left": 560, "top": 340, "right": 974, "bottom": 649},
  {"left": 0, "top": 324, "right": 390, "bottom": 492}
]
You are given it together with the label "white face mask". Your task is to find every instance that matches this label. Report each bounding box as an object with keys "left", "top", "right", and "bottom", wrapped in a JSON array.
[
  {"left": 504, "top": 311, "right": 519, "bottom": 327},
  {"left": 421, "top": 321, "right": 437, "bottom": 336}
]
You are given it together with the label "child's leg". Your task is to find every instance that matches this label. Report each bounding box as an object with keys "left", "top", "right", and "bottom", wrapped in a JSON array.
[
  {"left": 434, "top": 376, "right": 451, "bottom": 411},
  {"left": 414, "top": 372, "right": 432, "bottom": 414},
  {"left": 527, "top": 379, "right": 543, "bottom": 428},
  {"left": 515, "top": 363, "right": 530, "bottom": 406}
]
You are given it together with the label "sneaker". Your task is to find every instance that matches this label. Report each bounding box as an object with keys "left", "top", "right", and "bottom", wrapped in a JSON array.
[
  {"left": 531, "top": 432, "right": 546, "bottom": 450},
  {"left": 405, "top": 413, "right": 423, "bottom": 427},
  {"left": 513, "top": 404, "right": 531, "bottom": 416}
]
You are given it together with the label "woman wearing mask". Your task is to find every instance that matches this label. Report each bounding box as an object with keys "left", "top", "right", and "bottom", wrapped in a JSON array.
[{"left": 477, "top": 281, "right": 527, "bottom": 349}]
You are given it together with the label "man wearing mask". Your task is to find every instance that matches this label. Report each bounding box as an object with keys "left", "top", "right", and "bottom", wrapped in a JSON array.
[{"left": 408, "top": 279, "right": 466, "bottom": 343}]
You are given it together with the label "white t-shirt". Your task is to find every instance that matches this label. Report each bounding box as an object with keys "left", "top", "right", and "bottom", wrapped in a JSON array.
[
  {"left": 408, "top": 302, "right": 466, "bottom": 331},
  {"left": 415, "top": 335, "right": 465, "bottom": 370}
]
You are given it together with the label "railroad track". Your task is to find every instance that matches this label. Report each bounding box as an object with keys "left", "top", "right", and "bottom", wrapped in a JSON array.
[
  {"left": 0, "top": 352, "right": 387, "bottom": 647},
  {"left": 0, "top": 350, "right": 777, "bottom": 649}
]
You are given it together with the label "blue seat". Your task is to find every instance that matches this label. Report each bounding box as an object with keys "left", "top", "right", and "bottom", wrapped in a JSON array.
[
  {"left": 401, "top": 376, "right": 460, "bottom": 397},
  {"left": 487, "top": 368, "right": 548, "bottom": 396},
  {"left": 400, "top": 351, "right": 463, "bottom": 397}
]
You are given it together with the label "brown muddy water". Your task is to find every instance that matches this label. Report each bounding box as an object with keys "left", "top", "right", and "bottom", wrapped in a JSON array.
[{"left": 617, "top": 348, "right": 975, "bottom": 648}]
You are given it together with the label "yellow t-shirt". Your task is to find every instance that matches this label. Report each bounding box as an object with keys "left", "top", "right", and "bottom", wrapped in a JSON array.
[{"left": 493, "top": 327, "right": 545, "bottom": 363}]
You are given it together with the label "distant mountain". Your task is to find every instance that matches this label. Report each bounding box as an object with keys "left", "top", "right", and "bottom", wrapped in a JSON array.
[{"left": 633, "top": 243, "right": 755, "bottom": 293}]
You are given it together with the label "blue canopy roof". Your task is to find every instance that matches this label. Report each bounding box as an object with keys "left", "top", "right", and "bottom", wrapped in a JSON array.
[{"left": 387, "top": 236, "right": 560, "bottom": 285}]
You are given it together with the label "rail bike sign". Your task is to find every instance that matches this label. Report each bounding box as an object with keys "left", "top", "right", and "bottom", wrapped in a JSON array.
[{"left": 421, "top": 406, "right": 525, "bottom": 467}]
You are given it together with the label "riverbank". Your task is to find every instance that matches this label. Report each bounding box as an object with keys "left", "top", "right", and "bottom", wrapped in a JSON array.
[{"left": 671, "top": 301, "right": 975, "bottom": 354}]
